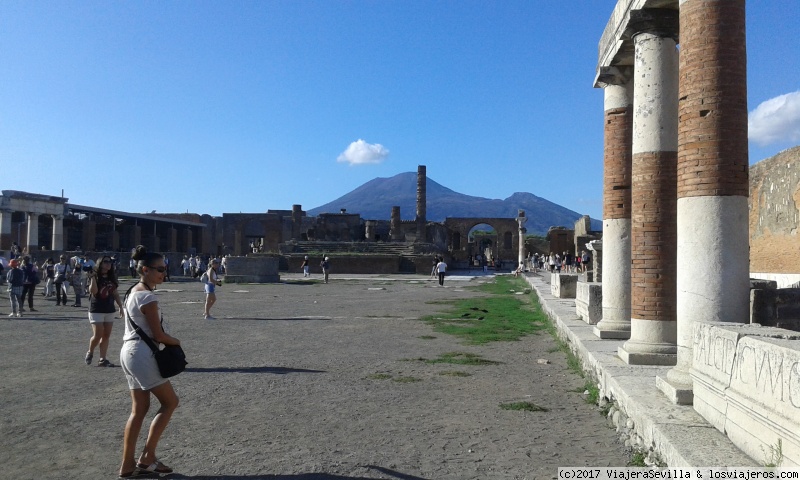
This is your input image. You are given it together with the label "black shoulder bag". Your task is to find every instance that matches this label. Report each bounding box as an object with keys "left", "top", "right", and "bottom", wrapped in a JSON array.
[{"left": 124, "top": 283, "right": 187, "bottom": 378}]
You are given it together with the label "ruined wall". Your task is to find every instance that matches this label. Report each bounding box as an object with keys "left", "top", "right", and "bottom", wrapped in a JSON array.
[{"left": 750, "top": 146, "right": 800, "bottom": 273}]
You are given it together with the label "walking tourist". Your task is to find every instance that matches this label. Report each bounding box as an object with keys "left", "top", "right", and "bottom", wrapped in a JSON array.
[
  {"left": 19, "top": 256, "right": 39, "bottom": 313},
  {"left": 54, "top": 255, "right": 70, "bottom": 306},
  {"left": 85, "top": 256, "right": 123, "bottom": 367},
  {"left": 71, "top": 262, "right": 85, "bottom": 307},
  {"left": 436, "top": 257, "right": 447, "bottom": 286},
  {"left": 301, "top": 255, "right": 310, "bottom": 277},
  {"left": 202, "top": 258, "right": 222, "bottom": 320},
  {"left": 6, "top": 259, "right": 24, "bottom": 317},
  {"left": 118, "top": 245, "right": 180, "bottom": 478},
  {"left": 320, "top": 257, "right": 330, "bottom": 283},
  {"left": 181, "top": 256, "right": 190, "bottom": 276},
  {"left": 581, "top": 250, "right": 591, "bottom": 273},
  {"left": 42, "top": 258, "right": 55, "bottom": 297},
  {"left": 548, "top": 252, "right": 556, "bottom": 273},
  {"left": 129, "top": 257, "right": 137, "bottom": 278}
]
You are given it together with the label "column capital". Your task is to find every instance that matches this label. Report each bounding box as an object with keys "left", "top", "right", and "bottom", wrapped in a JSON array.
[
  {"left": 595, "top": 66, "right": 633, "bottom": 88},
  {"left": 626, "top": 8, "right": 679, "bottom": 42}
]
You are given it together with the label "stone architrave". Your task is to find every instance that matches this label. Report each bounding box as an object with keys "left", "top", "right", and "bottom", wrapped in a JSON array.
[
  {"left": 618, "top": 26, "right": 679, "bottom": 366},
  {"left": 26, "top": 212, "right": 39, "bottom": 253},
  {"left": 594, "top": 72, "right": 633, "bottom": 340},
  {"left": 659, "top": 0, "right": 750, "bottom": 405}
]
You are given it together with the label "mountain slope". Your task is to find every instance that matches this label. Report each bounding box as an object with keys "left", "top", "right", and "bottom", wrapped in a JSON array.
[{"left": 307, "top": 172, "right": 600, "bottom": 235}]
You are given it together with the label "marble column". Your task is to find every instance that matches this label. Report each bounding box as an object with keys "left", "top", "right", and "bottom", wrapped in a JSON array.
[
  {"left": 26, "top": 212, "right": 40, "bottom": 253},
  {"left": 618, "top": 29, "right": 679, "bottom": 366},
  {"left": 517, "top": 210, "right": 527, "bottom": 266},
  {"left": 658, "top": 0, "right": 750, "bottom": 404},
  {"left": 51, "top": 215, "right": 64, "bottom": 251},
  {"left": 594, "top": 75, "right": 633, "bottom": 340}
]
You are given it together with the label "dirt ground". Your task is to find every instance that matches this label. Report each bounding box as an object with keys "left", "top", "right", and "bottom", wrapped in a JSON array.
[{"left": 0, "top": 273, "right": 629, "bottom": 480}]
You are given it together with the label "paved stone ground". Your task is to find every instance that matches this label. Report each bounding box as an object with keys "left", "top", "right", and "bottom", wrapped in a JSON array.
[{"left": 0, "top": 272, "right": 629, "bottom": 480}]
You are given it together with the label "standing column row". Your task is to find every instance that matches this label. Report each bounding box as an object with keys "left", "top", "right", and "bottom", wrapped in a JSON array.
[
  {"left": 619, "top": 32, "right": 679, "bottom": 366},
  {"left": 659, "top": 0, "right": 750, "bottom": 404},
  {"left": 594, "top": 78, "right": 633, "bottom": 340}
]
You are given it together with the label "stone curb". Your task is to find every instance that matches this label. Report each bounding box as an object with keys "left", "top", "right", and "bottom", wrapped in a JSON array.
[{"left": 523, "top": 274, "right": 757, "bottom": 467}]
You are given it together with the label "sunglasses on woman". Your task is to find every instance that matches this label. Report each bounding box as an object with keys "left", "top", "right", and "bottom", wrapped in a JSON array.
[{"left": 146, "top": 266, "right": 167, "bottom": 273}]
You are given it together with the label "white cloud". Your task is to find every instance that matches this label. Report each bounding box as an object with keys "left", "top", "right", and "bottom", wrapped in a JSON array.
[
  {"left": 749, "top": 90, "right": 800, "bottom": 146},
  {"left": 336, "top": 139, "right": 389, "bottom": 166}
]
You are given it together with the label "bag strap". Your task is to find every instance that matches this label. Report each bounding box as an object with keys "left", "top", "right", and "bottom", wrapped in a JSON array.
[{"left": 123, "top": 282, "right": 161, "bottom": 355}]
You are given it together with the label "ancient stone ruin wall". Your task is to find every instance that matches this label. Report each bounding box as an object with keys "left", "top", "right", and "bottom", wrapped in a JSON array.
[{"left": 750, "top": 146, "right": 800, "bottom": 274}]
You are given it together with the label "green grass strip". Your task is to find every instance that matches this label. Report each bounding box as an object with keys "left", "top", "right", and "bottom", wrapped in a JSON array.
[
  {"left": 420, "top": 276, "right": 545, "bottom": 345},
  {"left": 499, "top": 401, "right": 549, "bottom": 412}
]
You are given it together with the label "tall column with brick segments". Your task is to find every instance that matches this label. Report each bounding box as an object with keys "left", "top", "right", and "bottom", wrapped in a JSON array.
[
  {"left": 416, "top": 165, "right": 427, "bottom": 242},
  {"left": 26, "top": 212, "right": 40, "bottom": 253},
  {"left": 594, "top": 74, "right": 633, "bottom": 340},
  {"left": 658, "top": 0, "right": 750, "bottom": 404},
  {"left": 618, "top": 21, "right": 680, "bottom": 365}
]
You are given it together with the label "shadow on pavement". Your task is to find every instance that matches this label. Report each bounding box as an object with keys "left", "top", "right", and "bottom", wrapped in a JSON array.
[
  {"left": 184, "top": 366, "right": 326, "bottom": 374},
  {"left": 166, "top": 467, "right": 428, "bottom": 479}
]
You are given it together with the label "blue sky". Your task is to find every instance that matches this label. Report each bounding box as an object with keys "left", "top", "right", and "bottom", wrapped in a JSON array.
[{"left": 2, "top": 1, "right": 798, "bottom": 220}]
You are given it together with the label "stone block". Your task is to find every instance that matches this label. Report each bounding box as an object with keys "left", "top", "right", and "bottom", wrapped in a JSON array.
[
  {"left": 691, "top": 322, "right": 800, "bottom": 468},
  {"left": 575, "top": 281, "right": 602, "bottom": 325},
  {"left": 551, "top": 273, "right": 578, "bottom": 299},
  {"left": 224, "top": 255, "right": 280, "bottom": 283},
  {"left": 751, "top": 279, "right": 778, "bottom": 290},
  {"left": 751, "top": 288, "right": 800, "bottom": 332}
]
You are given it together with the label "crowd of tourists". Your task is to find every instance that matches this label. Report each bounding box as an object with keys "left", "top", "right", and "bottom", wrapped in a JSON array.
[{"left": 522, "top": 250, "right": 591, "bottom": 274}]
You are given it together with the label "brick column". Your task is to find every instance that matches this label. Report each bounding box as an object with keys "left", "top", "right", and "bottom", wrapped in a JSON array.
[
  {"left": 51, "top": 215, "right": 64, "bottom": 251},
  {"left": 517, "top": 210, "right": 527, "bottom": 266},
  {"left": 390, "top": 206, "right": 402, "bottom": 242},
  {"left": 618, "top": 29, "right": 679, "bottom": 366},
  {"left": 594, "top": 77, "right": 633, "bottom": 340},
  {"left": 26, "top": 212, "right": 40, "bottom": 253},
  {"left": 659, "top": 0, "right": 749, "bottom": 404},
  {"left": 0, "top": 209, "right": 12, "bottom": 251},
  {"left": 416, "top": 165, "right": 426, "bottom": 242}
]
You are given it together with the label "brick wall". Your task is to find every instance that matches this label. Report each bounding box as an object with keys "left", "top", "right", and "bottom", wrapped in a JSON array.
[
  {"left": 603, "top": 106, "right": 633, "bottom": 219},
  {"left": 631, "top": 151, "right": 677, "bottom": 321},
  {"left": 677, "top": 0, "right": 748, "bottom": 198}
]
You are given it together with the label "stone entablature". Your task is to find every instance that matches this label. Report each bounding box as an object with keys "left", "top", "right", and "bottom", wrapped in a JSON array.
[{"left": 692, "top": 322, "right": 800, "bottom": 468}]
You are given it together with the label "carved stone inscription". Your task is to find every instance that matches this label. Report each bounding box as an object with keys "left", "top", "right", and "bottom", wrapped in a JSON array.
[{"left": 693, "top": 323, "right": 800, "bottom": 411}]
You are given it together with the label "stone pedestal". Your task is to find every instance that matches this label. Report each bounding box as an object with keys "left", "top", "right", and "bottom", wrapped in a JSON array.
[
  {"left": 576, "top": 282, "right": 603, "bottom": 325},
  {"left": 551, "top": 273, "right": 578, "bottom": 299},
  {"left": 224, "top": 255, "right": 280, "bottom": 283}
]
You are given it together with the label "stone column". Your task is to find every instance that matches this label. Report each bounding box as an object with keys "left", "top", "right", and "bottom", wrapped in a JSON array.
[
  {"left": 618, "top": 27, "right": 679, "bottom": 366},
  {"left": 659, "top": 0, "right": 750, "bottom": 404},
  {"left": 416, "top": 165, "right": 426, "bottom": 242},
  {"left": 0, "top": 209, "right": 12, "bottom": 251},
  {"left": 51, "top": 215, "right": 64, "bottom": 251},
  {"left": 390, "top": 206, "right": 402, "bottom": 241},
  {"left": 594, "top": 75, "right": 634, "bottom": 340},
  {"left": 183, "top": 228, "right": 193, "bottom": 252},
  {"left": 365, "top": 221, "right": 376, "bottom": 242},
  {"left": 291, "top": 204, "right": 303, "bottom": 240},
  {"left": 82, "top": 219, "right": 97, "bottom": 251},
  {"left": 516, "top": 210, "right": 527, "bottom": 266},
  {"left": 168, "top": 227, "right": 178, "bottom": 253},
  {"left": 26, "top": 212, "right": 40, "bottom": 253}
]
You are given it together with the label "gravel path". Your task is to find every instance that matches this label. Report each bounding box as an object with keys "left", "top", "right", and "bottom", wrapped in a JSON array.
[{"left": 0, "top": 273, "right": 629, "bottom": 479}]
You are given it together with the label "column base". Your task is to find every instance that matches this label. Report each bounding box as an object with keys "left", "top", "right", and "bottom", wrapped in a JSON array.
[
  {"left": 656, "top": 375, "right": 693, "bottom": 405},
  {"left": 593, "top": 321, "right": 630, "bottom": 339},
  {"left": 618, "top": 346, "right": 676, "bottom": 366}
]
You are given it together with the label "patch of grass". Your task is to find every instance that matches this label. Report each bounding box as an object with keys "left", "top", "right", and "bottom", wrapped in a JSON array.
[
  {"left": 628, "top": 451, "right": 647, "bottom": 467},
  {"left": 365, "top": 373, "right": 392, "bottom": 380},
  {"left": 499, "top": 401, "right": 549, "bottom": 412},
  {"left": 583, "top": 380, "right": 600, "bottom": 405},
  {"left": 392, "top": 376, "right": 422, "bottom": 383},
  {"left": 424, "top": 352, "right": 501, "bottom": 366},
  {"left": 438, "top": 370, "right": 471, "bottom": 377},
  {"left": 418, "top": 335, "right": 437, "bottom": 340},
  {"left": 420, "top": 276, "right": 546, "bottom": 345}
]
